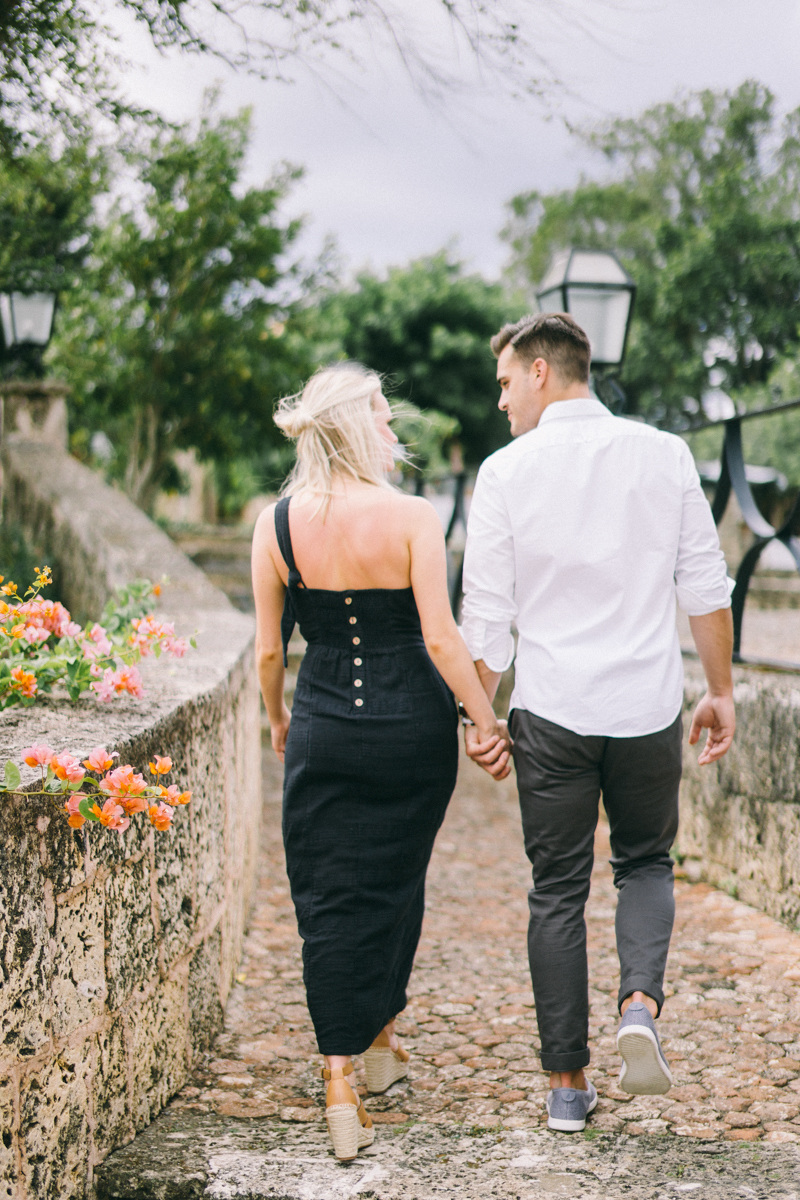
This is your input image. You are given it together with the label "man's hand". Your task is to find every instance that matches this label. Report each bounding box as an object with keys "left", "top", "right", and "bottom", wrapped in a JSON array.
[
  {"left": 688, "top": 690, "right": 735, "bottom": 765},
  {"left": 465, "top": 720, "right": 513, "bottom": 780}
]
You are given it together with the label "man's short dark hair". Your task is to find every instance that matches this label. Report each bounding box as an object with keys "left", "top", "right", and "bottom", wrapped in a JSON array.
[{"left": 490, "top": 313, "right": 591, "bottom": 384}]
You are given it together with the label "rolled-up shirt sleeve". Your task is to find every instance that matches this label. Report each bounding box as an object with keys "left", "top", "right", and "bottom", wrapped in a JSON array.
[
  {"left": 674, "top": 441, "right": 734, "bottom": 614},
  {"left": 460, "top": 460, "right": 517, "bottom": 672}
]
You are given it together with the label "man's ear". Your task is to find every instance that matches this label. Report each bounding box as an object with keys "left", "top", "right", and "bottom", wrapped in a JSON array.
[{"left": 530, "top": 357, "right": 549, "bottom": 389}]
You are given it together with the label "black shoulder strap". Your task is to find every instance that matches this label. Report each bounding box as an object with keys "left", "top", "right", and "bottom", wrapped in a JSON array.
[
  {"left": 275, "top": 497, "right": 300, "bottom": 668},
  {"left": 274, "top": 496, "right": 298, "bottom": 575}
]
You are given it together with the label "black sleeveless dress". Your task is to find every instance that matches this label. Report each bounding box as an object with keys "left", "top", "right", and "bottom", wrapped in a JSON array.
[{"left": 276, "top": 497, "right": 459, "bottom": 1055}]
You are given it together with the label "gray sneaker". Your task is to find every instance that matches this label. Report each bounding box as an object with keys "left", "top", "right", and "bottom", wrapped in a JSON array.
[
  {"left": 617, "top": 1001, "right": 672, "bottom": 1095},
  {"left": 546, "top": 1081, "right": 597, "bottom": 1132}
]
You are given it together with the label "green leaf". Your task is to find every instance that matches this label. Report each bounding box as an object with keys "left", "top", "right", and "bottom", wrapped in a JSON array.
[
  {"left": 154, "top": 642, "right": 161, "bottom": 659},
  {"left": 78, "top": 796, "right": 100, "bottom": 822},
  {"left": 190, "top": 637, "right": 197, "bottom": 649},
  {"left": 68, "top": 777, "right": 85, "bottom": 791},
  {"left": 4, "top": 761, "right": 21, "bottom": 789}
]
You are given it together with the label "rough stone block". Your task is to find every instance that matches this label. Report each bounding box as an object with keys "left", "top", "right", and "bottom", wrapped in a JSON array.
[
  {"left": 104, "top": 855, "right": 158, "bottom": 1011},
  {"left": 92, "top": 1016, "right": 131, "bottom": 1152},
  {"left": 19, "top": 1042, "right": 91, "bottom": 1199},
  {"left": 50, "top": 875, "right": 105, "bottom": 1041},
  {"left": 127, "top": 979, "right": 189, "bottom": 1131},
  {"left": 187, "top": 931, "right": 224, "bottom": 1058}
]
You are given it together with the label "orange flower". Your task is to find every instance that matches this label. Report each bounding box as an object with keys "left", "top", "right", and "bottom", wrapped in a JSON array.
[
  {"left": 148, "top": 802, "right": 174, "bottom": 831},
  {"left": 149, "top": 755, "right": 172, "bottom": 776},
  {"left": 152, "top": 583, "right": 162, "bottom": 597},
  {"left": 1, "top": 582, "right": 17, "bottom": 596},
  {"left": 83, "top": 746, "right": 115, "bottom": 772},
  {"left": 99, "top": 764, "right": 147, "bottom": 800},
  {"left": 51, "top": 753, "right": 86, "bottom": 784},
  {"left": 64, "top": 793, "right": 87, "bottom": 830},
  {"left": 22, "top": 743, "right": 54, "bottom": 768},
  {"left": 90, "top": 798, "right": 130, "bottom": 832},
  {"left": 159, "top": 784, "right": 191, "bottom": 805},
  {"left": 119, "top": 793, "right": 148, "bottom": 816},
  {"left": 10, "top": 666, "right": 37, "bottom": 697}
]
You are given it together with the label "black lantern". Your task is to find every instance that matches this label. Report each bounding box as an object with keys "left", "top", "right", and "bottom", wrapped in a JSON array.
[
  {"left": 536, "top": 250, "right": 636, "bottom": 368},
  {"left": 0, "top": 292, "right": 56, "bottom": 350}
]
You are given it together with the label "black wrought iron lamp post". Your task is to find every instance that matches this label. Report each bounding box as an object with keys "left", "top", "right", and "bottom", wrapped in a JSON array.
[
  {"left": 0, "top": 291, "right": 66, "bottom": 452},
  {"left": 536, "top": 249, "right": 637, "bottom": 409}
]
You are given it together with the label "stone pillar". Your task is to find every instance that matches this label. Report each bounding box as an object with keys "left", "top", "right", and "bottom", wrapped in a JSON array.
[{"left": 0, "top": 379, "right": 69, "bottom": 450}]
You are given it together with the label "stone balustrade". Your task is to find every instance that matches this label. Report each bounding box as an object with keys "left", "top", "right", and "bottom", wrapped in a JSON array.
[{"left": 0, "top": 432, "right": 260, "bottom": 1199}]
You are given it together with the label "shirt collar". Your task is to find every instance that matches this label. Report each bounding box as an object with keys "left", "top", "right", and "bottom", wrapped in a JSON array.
[{"left": 536, "top": 396, "right": 612, "bottom": 427}]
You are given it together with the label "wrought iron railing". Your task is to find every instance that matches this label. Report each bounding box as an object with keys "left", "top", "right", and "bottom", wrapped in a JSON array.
[
  {"left": 442, "top": 399, "right": 800, "bottom": 660},
  {"left": 690, "top": 397, "right": 800, "bottom": 662}
]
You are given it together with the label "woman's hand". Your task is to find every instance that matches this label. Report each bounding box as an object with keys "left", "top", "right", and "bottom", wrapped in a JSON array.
[
  {"left": 465, "top": 718, "right": 513, "bottom": 780},
  {"left": 270, "top": 705, "right": 292, "bottom": 762}
]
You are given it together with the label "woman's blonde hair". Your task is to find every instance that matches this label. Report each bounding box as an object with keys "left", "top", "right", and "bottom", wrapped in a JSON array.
[{"left": 274, "top": 362, "right": 399, "bottom": 507}]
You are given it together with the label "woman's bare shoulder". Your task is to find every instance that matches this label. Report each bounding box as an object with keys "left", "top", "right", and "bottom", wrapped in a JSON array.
[
  {"left": 252, "top": 501, "right": 279, "bottom": 548},
  {"left": 390, "top": 491, "right": 443, "bottom": 529}
]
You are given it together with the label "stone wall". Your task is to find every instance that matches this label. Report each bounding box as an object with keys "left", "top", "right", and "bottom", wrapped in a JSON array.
[
  {"left": 0, "top": 435, "right": 261, "bottom": 1199},
  {"left": 679, "top": 658, "right": 800, "bottom": 926}
]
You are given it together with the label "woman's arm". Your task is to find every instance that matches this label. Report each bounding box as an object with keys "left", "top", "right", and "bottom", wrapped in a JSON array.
[
  {"left": 408, "top": 499, "right": 511, "bottom": 780},
  {"left": 251, "top": 505, "right": 292, "bottom": 762}
]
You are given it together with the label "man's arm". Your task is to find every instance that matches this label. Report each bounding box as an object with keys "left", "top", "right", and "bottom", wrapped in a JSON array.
[{"left": 688, "top": 608, "right": 735, "bottom": 765}]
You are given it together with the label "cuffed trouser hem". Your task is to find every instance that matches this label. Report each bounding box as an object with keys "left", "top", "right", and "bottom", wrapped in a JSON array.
[
  {"left": 540, "top": 1047, "right": 591, "bottom": 1073},
  {"left": 617, "top": 976, "right": 665, "bottom": 1018}
]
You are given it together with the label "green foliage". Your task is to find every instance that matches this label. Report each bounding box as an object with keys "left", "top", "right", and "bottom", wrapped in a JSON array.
[
  {"left": 0, "top": 137, "right": 105, "bottom": 377},
  {"left": 303, "top": 252, "right": 524, "bottom": 464},
  {"left": 48, "top": 102, "right": 312, "bottom": 512},
  {"left": 505, "top": 81, "right": 800, "bottom": 427},
  {"left": 393, "top": 404, "right": 462, "bottom": 485}
]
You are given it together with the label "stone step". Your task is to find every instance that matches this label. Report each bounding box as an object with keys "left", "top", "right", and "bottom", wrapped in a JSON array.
[{"left": 93, "top": 1108, "right": 799, "bottom": 1199}]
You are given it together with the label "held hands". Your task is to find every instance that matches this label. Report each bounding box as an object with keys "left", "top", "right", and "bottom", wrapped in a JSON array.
[
  {"left": 270, "top": 705, "right": 292, "bottom": 763},
  {"left": 689, "top": 690, "right": 736, "bottom": 765},
  {"left": 464, "top": 719, "right": 513, "bottom": 781}
]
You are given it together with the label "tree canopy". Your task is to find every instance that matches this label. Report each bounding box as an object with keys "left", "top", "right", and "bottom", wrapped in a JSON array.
[
  {"left": 48, "top": 105, "right": 311, "bottom": 512},
  {"left": 505, "top": 81, "right": 800, "bottom": 427},
  {"left": 303, "top": 253, "right": 523, "bottom": 464},
  {"left": 0, "top": 0, "right": 556, "bottom": 137}
]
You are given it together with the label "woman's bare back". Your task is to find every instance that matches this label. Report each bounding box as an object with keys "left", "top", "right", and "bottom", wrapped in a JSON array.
[{"left": 266, "top": 484, "right": 430, "bottom": 591}]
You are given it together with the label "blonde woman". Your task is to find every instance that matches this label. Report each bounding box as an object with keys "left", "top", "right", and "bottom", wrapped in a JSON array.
[{"left": 251, "top": 363, "right": 510, "bottom": 1161}]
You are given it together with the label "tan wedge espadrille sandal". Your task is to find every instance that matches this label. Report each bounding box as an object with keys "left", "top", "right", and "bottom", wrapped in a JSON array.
[
  {"left": 363, "top": 1031, "right": 410, "bottom": 1094},
  {"left": 322, "top": 1062, "right": 375, "bottom": 1161}
]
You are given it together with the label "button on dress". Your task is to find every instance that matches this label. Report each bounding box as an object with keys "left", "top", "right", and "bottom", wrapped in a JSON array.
[{"left": 275, "top": 497, "right": 459, "bottom": 1054}]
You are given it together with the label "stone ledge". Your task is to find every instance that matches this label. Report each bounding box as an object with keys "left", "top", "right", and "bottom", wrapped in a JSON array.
[
  {"left": 0, "top": 438, "right": 261, "bottom": 1199},
  {"left": 94, "top": 1108, "right": 800, "bottom": 1199}
]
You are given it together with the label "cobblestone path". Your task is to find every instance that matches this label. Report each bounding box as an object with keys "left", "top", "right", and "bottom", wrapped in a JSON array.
[{"left": 171, "top": 745, "right": 800, "bottom": 1151}]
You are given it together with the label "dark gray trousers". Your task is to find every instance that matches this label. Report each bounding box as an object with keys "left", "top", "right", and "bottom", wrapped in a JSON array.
[{"left": 510, "top": 708, "right": 682, "bottom": 1073}]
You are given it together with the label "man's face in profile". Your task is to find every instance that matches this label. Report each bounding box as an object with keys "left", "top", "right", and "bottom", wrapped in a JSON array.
[{"left": 496, "top": 344, "right": 543, "bottom": 437}]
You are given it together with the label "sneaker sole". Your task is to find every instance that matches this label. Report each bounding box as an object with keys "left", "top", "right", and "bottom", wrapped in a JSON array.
[
  {"left": 546, "top": 1093, "right": 597, "bottom": 1132},
  {"left": 617, "top": 1024, "right": 673, "bottom": 1095}
]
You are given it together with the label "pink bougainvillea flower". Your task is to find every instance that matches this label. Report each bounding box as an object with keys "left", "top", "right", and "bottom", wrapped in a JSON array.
[
  {"left": 119, "top": 793, "right": 148, "bottom": 816},
  {"left": 159, "top": 784, "right": 191, "bottom": 806},
  {"left": 113, "top": 666, "right": 144, "bottom": 698},
  {"left": 90, "top": 669, "right": 116, "bottom": 701},
  {"left": 83, "top": 746, "right": 115, "bottom": 773},
  {"left": 10, "top": 666, "right": 37, "bottom": 696},
  {"left": 149, "top": 756, "right": 172, "bottom": 776},
  {"left": 22, "top": 743, "right": 54, "bottom": 768},
  {"left": 164, "top": 636, "right": 189, "bottom": 658},
  {"left": 90, "top": 665, "right": 145, "bottom": 701},
  {"left": 22, "top": 626, "right": 50, "bottom": 646},
  {"left": 64, "top": 793, "right": 87, "bottom": 829},
  {"left": 148, "top": 802, "right": 174, "bottom": 831},
  {"left": 62, "top": 621, "right": 82, "bottom": 638},
  {"left": 100, "top": 764, "right": 147, "bottom": 800},
  {"left": 90, "top": 798, "right": 130, "bottom": 833},
  {"left": 82, "top": 624, "right": 112, "bottom": 658},
  {"left": 51, "top": 753, "right": 86, "bottom": 784}
]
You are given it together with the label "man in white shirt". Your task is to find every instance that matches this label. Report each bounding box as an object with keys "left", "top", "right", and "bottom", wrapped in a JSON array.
[{"left": 461, "top": 312, "right": 735, "bottom": 1132}]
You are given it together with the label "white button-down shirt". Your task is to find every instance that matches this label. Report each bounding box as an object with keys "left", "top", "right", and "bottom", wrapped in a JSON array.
[{"left": 460, "top": 397, "right": 731, "bottom": 737}]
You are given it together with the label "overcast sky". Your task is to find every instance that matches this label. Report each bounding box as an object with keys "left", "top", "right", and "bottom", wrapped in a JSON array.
[{"left": 111, "top": 0, "right": 800, "bottom": 281}]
